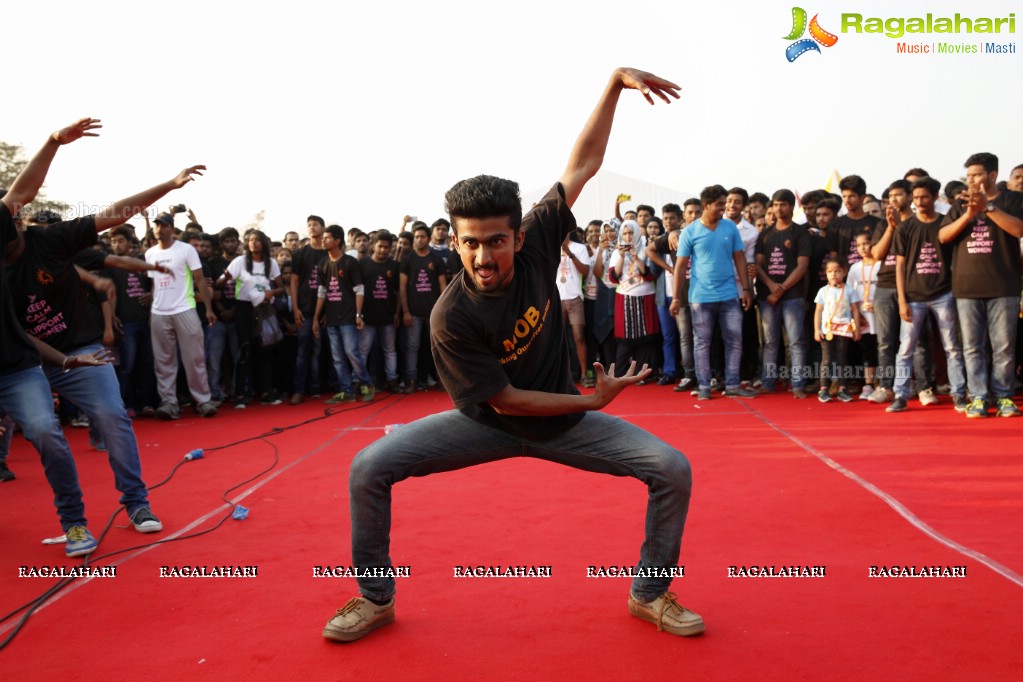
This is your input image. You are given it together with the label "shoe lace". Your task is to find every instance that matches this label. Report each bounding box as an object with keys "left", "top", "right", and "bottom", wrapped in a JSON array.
[
  {"left": 653, "top": 591, "right": 682, "bottom": 632},
  {"left": 337, "top": 597, "right": 364, "bottom": 617}
]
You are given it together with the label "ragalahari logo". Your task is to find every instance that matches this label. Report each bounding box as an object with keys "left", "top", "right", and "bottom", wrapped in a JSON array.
[{"left": 784, "top": 7, "right": 838, "bottom": 61}]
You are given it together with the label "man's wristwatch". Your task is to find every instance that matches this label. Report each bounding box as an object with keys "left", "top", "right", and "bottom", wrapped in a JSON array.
[{"left": 986, "top": 200, "right": 996, "bottom": 213}]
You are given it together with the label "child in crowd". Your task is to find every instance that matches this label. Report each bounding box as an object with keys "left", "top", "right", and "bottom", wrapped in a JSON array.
[
  {"left": 814, "top": 259, "right": 863, "bottom": 403},
  {"left": 847, "top": 234, "right": 879, "bottom": 399}
]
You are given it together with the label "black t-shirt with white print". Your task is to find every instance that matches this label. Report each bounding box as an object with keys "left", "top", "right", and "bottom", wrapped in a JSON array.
[
  {"left": 754, "top": 223, "right": 810, "bottom": 302},
  {"left": 359, "top": 256, "right": 399, "bottom": 326},
  {"left": 431, "top": 183, "right": 581, "bottom": 440},
  {"left": 0, "top": 203, "right": 40, "bottom": 375},
  {"left": 401, "top": 250, "right": 447, "bottom": 318},
  {"left": 944, "top": 191, "right": 1023, "bottom": 299},
  {"left": 7, "top": 217, "right": 103, "bottom": 352},
  {"left": 832, "top": 214, "right": 881, "bottom": 268},
  {"left": 892, "top": 214, "right": 951, "bottom": 302},
  {"left": 317, "top": 253, "right": 362, "bottom": 326}
]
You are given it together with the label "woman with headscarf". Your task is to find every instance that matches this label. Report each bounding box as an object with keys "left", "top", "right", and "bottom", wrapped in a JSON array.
[{"left": 608, "top": 219, "right": 659, "bottom": 376}]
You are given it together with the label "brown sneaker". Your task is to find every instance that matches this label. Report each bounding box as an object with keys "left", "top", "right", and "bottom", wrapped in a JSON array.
[
  {"left": 323, "top": 597, "right": 395, "bottom": 642},
  {"left": 628, "top": 592, "right": 704, "bottom": 637},
  {"left": 289, "top": 392, "right": 305, "bottom": 406}
]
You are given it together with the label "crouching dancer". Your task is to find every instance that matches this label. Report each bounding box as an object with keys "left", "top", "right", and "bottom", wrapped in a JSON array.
[{"left": 323, "top": 67, "right": 704, "bottom": 642}]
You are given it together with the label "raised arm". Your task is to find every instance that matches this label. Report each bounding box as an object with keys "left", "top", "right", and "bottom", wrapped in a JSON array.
[
  {"left": 93, "top": 166, "right": 205, "bottom": 232},
  {"left": 1, "top": 118, "right": 101, "bottom": 215},
  {"left": 559, "top": 68, "right": 679, "bottom": 208}
]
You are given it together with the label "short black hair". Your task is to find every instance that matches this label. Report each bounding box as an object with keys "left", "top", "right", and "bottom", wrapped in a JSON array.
[
  {"left": 911, "top": 177, "right": 941, "bottom": 197},
  {"left": 636, "top": 204, "right": 656, "bottom": 216},
  {"left": 726, "top": 187, "right": 749, "bottom": 205},
  {"left": 771, "top": 189, "right": 795, "bottom": 205},
  {"left": 109, "top": 224, "right": 135, "bottom": 241},
  {"left": 838, "top": 175, "right": 867, "bottom": 196},
  {"left": 887, "top": 179, "right": 912, "bottom": 194},
  {"left": 748, "top": 192, "right": 769, "bottom": 206},
  {"left": 965, "top": 152, "right": 998, "bottom": 173},
  {"left": 218, "top": 226, "right": 239, "bottom": 241},
  {"left": 944, "top": 180, "right": 967, "bottom": 199},
  {"left": 373, "top": 230, "right": 395, "bottom": 245},
  {"left": 325, "top": 224, "right": 345, "bottom": 241},
  {"left": 445, "top": 175, "right": 522, "bottom": 233},
  {"left": 699, "top": 184, "right": 728, "bottom": 206},
  {"left": 683, "top": 198, "right": 702, "bottom": 210},
  {"left": 800, "top": 189, "right": 826, "bottom": 206},
  {"left": 662, "top": 203, "right": 682, "bottom": 217},
  {"left": 307, "top": 214, "right": 325, "bottom": 228},
  {"left": 903, "top": 168, "right": 930, "bottom": 180}
]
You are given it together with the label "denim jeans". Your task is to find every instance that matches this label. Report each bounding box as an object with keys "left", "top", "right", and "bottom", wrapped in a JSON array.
[
  {"left": 759, "top": 298, "right": 807, "bottom": 390},
  {"left": 0, "top": 366, "right": 87, "bottom": 529},
  {"left": 873, "top": 288, "right": 900, "bottom": 389},
  {"left": 327, "top": 324, "right": 372, "bottom": 392},
  {"left": 0, "top": 412, "right": 14, "bottom": 464},
  {"left": 349, "top": 410, "right": 691, "bottom": 603},
  {"left": 205, "top": 320, "right": 237, "bottom": 401},
  {"left": 404, "top": 316, "right": 429, "bottom": 382},
  {"left": 293, "top": 317, "right": 322, "bottom": 395},
  {"left": 893, "top": 292, "right": 966, "bottom": 400},
  {"left": 690, "top": 299, "right": 743, "bottom": 389},
  {"left": 673, "top": 306, "right": 695, "bottom": 380},
  {"left": 359, "top": 324, "right": 398, "bottom": 382},
  {"left": 957, "top": 296, "right": 1020, "bottom": 401},
  {"left": 656, "top": 300, "right": 679, "bottom": 378},
  {"left": 117, "top": 319, "right": 157, "bottom": 409},
  {"left": 45, "top": 344, "right": 150, "bottom": 515}
]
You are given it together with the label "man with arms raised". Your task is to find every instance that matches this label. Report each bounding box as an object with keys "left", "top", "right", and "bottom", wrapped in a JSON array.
[{"left": 324, "top": 68, "right": 702, "bottom": 642}]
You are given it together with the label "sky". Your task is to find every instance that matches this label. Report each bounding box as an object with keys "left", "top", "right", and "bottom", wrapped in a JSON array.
[{"left": 3, "top": 0, "right": 1021, "bottom": 240}]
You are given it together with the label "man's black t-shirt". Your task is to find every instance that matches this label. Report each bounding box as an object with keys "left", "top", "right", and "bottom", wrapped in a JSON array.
[
  {"left": 944, "top": 191, "right": 1023, "bottom": 299},
  {"left": 754, "top": 223, "right": 810, "bottom": 301},
  {"left": 806, "top": 230, "right": 836, "bottom": 301},
  {"left": 893, "top": 215, "right": 951, "bottom": 302},
  {"left": 7, "top": 217, "right": 103, "bottom": 352},
  {"left": 104, "top": 263, "right": 151, "bottom": 324},
  {"left": 869, "top": 220, "right": 902, "bottom": 289},
  {"left": 0, "top": 203, "right": 40, "bottom": 375},
  {"left": 317, "top": 253, "right": 362, "bottom": 326},
  {"left": 292, "top": 245, "right": 328, "bottom": 315},
  {"left": 360, "top": 256, "right": 398, "bottom": 326},
  {"left": 431, "top": 183, "right": 581, "bottom": 440},
  {"left": 401, "top": 250, "right": 447, "bottom": 318},
  {"left": 831, "top": 215, "right": 880, "bottom": 268}
]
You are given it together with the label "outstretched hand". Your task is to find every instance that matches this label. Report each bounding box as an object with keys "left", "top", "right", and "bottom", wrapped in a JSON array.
[
  {"left": 52, "top": 118, "right": 102, "bottom": 145},
  {"left": 590, "top": 360, "right": 652, "bottom": 408},
  {"left": 70, "top": 348, "right": 114, "bottom": 368},
  {"left": 616, "top": 68, "right": 681, "bottom": 105},
  {"left": 172, "top": 165, "right": 206, "bottom": 188}
]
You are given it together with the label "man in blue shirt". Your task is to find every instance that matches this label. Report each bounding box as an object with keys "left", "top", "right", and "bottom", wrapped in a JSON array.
[{"left": 670, "top": 185, "right": 754, "bottom": 399}]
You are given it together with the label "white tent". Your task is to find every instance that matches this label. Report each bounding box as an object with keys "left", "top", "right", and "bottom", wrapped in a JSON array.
[{"left": 523, "top": 170, "right": 695, "bottom": 226}]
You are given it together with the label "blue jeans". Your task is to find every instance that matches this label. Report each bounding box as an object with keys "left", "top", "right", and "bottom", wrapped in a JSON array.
[
  {"left": 404, "top": 316, "right": 429, "bottom": 382},
  {"left": 690, "top": 299, "right": 743, "bottom": 389},
  {"left": 894, "top": 292, "right": 966, "bottom": 400},
  {"left": 117, "top": 319, "right": 157, "bottom": 410},
  {"left": 205, "top": 320, "right": 237, "bottom": 401},
  {"left": 359, "top": 324, "right": 398, "bottom": 382},
  {"left": 293, "top": 317, "right": 323, "bottom": 395},
  {"left": 957, "top": 296, "right": 1020, "bottom": 401},
  {"left": 327, "top": 325, "right": 372, "bottom": 392},
  {"left": 673, "top": 306, "right": 695, "bottom": 380},
  {"left": 349, "top": 410, "right": 691, "bottom": 603},
  {"left": 873, "top": 288, "right": 900, "bottom": 389},
  {"left": 759, "top": 298, "right": 807, "bottom": 390},
  {"left": 657, "top": 300, "right": 679, "bottom": 378},
  {"left": 0, "top": 366, "right": 86, "bottom": 530},
  {"left": 45, "top": 344, "right": 150, "bottom": 515}
]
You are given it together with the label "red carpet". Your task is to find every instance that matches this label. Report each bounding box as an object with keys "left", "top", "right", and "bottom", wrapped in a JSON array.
[{"left": 1, "top": 387, "right": 1021, "bottom": 680}]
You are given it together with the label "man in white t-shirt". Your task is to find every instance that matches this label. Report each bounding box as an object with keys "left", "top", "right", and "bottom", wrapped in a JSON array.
[
  {"left": 146, "top": 211, "right": 218, "bottom": 419},
  {"left": 557, "top": 234, "right": 592, "bottom": 386}
]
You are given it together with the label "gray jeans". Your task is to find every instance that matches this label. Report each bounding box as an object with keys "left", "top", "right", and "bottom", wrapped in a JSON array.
[{"left": 348, "top": 410, "right": 692, "bottom": 603}]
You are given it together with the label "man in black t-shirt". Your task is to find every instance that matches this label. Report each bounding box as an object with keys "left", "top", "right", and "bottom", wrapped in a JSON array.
[
  {"left": 886, "top": 177, "right": 965, "bottom": 414},
  {"left": 358, "top": 231, "right": 400, "bottom": 391},
  {"left": 323, "top": 68, "right": 703, "bottom": 644},
  {"left": 398, "top": 223, "right": 448, "bottom": 393},
  {"left": 0, "top": 117, "right": 123, "bottom": 558},
  {"left": 939, "top": 153, "right": 1023, "bottom": 418},
  {"left": 288, "top": 216, "right": 328, "bottom": 404}
]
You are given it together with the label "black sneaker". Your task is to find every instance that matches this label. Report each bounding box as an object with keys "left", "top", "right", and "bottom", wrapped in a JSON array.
[
  {"left": 0, "top": 462, "right": 15, "bottom": 482},
  {"left": 952, "top": 395, "right": 969, "bottom": 413},
  {"left": 260, "top": 392, "right": 283, "bottom": 406},
  {"left": 886, "top": 397, "right": 908, "bottom": 413},
  {"left": 129, "top": 507, "right": 163, "bottom": 533}
]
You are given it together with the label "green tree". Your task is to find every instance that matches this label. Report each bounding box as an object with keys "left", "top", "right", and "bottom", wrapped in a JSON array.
[{"left": 0, "top": 140, "right": 68, "bottom": 217}]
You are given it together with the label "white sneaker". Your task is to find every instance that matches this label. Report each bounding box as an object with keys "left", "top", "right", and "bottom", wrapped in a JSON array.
[
  {"left": 859, "top": 385, "right": 875, "bottom": 401},
  {"left": 868, "top": 387, "right": 892, "bottom": 404},
  {"left": 918, "top": 387, "right": 938, "bottom": 406}
]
